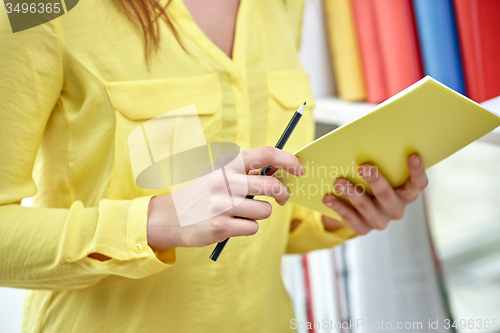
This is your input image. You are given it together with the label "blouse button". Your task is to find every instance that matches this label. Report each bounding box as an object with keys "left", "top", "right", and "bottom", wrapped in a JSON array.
[{"left": 134, "top": 243, "right": 143, "bottom": 253}]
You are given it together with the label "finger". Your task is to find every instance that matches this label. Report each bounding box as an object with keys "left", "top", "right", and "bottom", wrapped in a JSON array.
[
  {"left": 358, "top": 164, "right": 405, "bottom": 221},
  {"left": 241, "top": 147, "right": 304, "bottom": 176},
  {"left": 248, "top": 169, "right": 260, "bottom": 176},
  {"left": 323, "top": 195, "right": 371, "bottom": 235},
  {"left": 230, "top": 198, "right": 273, "bottom": 220},
  {"left": 334, "top": 178, "right": 389, "bottom": 230},
  {"left": 397, "top": 154, "right": 428, "bottom": 203},
  {"left": 213, "top": 218, "right": 259, "bottom": 240},
  {"left": 321, "top": 215, "right": 346, "bottom": 232},
  {"left": 248, "top": 166, "right": 279, "bottom": 176},
  {"left": 246, "top": 175, "right": 291, "bottom": 205}
]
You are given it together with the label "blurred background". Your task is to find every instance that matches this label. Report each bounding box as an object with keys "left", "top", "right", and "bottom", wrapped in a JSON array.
[
  {"left": 282, "top": 0, "right": 500, "bottom": 332},
  {"left": 1, "top": 0, "right": 500, "bottom": 332}
]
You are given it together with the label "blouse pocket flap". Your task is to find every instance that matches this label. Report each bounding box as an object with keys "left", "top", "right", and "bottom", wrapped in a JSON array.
[
  {"left": 267, "top": 71, "right": 316, "bottom": 109},
  {"left": 105, "top": 73, "right": 221, "bottom": 120}
]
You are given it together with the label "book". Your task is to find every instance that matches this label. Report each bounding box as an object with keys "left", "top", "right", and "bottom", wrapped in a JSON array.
[
  {"left": 351, "top": 0, "right": 389, "bottom": 104},
  {"left": 301, "top": 255, "right": 316, "bottom": 331},
  {"left": 370, "top": 0, "right": 424, "bottom": 97},
  {"left": 307, "top": 249, "right": 342, "bottom": 332},
  {"left": 346, "top": 195, "right": 451, "bottom": 333},
  {"left": 276, "top": 76, "right": 500, "bottom": 220},
  {"left": 412, "top": 0, "right": 466, "bottom": 96},
  {"left": 454, "top": 0, "right": 500, "bottom": 103},
  {"left": 281, "top": 255, "right": 309, "bottom": 333},
  {"left": 323, "top": 0, "right": 365, "bottom": 101},
  {"left": 330, "top": 246, "right": 350, "bottom": 329},
  {"left": 299, "top": 0, "right": 336, "bottom": 98}
]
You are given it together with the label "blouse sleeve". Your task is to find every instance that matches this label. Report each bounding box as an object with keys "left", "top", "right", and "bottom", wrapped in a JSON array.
[
  {"left": 0, "top": 13, "right": 173, "bottom": 291},
  {"left": 286, "top": 204, "right": 357, "bottom": 254}
]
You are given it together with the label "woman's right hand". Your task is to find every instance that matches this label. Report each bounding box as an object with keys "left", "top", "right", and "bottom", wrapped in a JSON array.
[{"left": 146, "top": 146, "right": 305, "bottom": 251}]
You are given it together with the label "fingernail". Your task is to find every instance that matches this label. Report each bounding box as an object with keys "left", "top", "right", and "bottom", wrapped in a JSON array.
[
  {"left": 299, "top": 165, "right": 305, "bottom": 176},
  {"left": 324, "top": 196, "right": 335, "bottom": 207},
  {"left": 360, "top": 166, "right": 375, "bottom": 179},
  {"left": 335, "top": 183, "right": 345, "bottom": 194},
  {"left": 358, "top": 167, "right": 366, "bottom": 178},
  {"left": 411, "top": 156, "right": 420, "bottom": 167}
]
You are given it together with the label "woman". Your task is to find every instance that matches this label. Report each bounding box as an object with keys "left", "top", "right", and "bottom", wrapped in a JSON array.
[{"left": 0, "top": 0, "right": 428, "bottom": 332}]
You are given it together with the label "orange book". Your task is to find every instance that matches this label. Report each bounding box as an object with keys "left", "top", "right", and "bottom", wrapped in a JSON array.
[
  {"left": 454, "top": 0, "right": 500, "bottom": 103},
  {"left": 370, "top": 0, "right": 424, "bottom": 97},
  {"left": 351, "top": 0, "right": 389, "bottom": 103}
]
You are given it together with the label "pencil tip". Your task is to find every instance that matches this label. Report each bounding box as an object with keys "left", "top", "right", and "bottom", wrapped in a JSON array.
[
  {"left": 303, "top": 102, "right": 306, "bottom": 105},
  {"left": 297, "top": 103, "right": 305, "bottom": 115}
]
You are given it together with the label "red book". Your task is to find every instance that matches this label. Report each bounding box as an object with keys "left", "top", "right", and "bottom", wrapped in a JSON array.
[
  {"left": 351, "top": 0, "right": 389, "bottom": 103},
  {"left": 454, "top": 0, "right": 500, "bottom": 103},
  {"left": 302, "top": 255, "right": 315, "bottom": 333},
  {"left": 369, "top": 0, "right": 424, "bottom": 98}
]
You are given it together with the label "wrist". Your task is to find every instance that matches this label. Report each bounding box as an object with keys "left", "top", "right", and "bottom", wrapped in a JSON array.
[{"left": 147, "top": 195, "right": 184, "bottom": 251}]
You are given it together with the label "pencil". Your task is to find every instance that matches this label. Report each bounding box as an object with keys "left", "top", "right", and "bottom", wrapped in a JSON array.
[{"left": 210, "top": 102, "right": 307, "bottom": 261}]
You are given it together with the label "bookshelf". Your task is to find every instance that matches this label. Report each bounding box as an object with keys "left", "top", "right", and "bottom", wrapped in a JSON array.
[
  {"left": 313, "top": 96, "right": 374, "bottom": 125},
  {"left": 313, "top": 96, "right": 500, "bottom": 146},
  {"left": 297, "top": 0, "right": 500, "bottom": 330}
]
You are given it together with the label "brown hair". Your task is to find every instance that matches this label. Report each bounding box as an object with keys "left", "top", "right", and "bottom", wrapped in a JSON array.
[{"left": 118, "top": 0, "right": 173, "bottom": 59}]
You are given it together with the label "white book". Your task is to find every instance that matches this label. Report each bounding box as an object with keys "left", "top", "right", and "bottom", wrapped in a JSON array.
[
  {"left": 345, "top": 195, "right": 451, "bottom": 333},
  {"left": 331, "top": 246, "right": 351, "bottom": 332},
  {"left": 307, "top": 249, "right": 341, "bottom": 332},
  {"left": 299, "top": 0, "right": 336, "bottom": 98},
  {"left": 282, "top": 254, "right": 309, "bottom": 333}
]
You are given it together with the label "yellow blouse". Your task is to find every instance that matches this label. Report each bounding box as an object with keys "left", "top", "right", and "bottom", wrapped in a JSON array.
[{"left": 0, "top": 0, "right": 355, "bottom": 332}]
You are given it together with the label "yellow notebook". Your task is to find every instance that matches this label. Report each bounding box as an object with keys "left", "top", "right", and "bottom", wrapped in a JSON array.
[
  {"left": 276, "top": 76, "right": 500, "bottom": 220},
  {"left": 324, "top": 0, "right": 365, "bottom": 101}
]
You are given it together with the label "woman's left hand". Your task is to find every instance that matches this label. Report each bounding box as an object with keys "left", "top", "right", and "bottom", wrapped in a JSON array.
[{"left": 321, "top": 154, "right": 428, "bottom": 235}]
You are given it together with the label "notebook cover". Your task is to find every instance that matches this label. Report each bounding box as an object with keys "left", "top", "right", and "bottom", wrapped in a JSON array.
[{"left": 276, "top": 76, "right": 500, "bottom": 220}]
